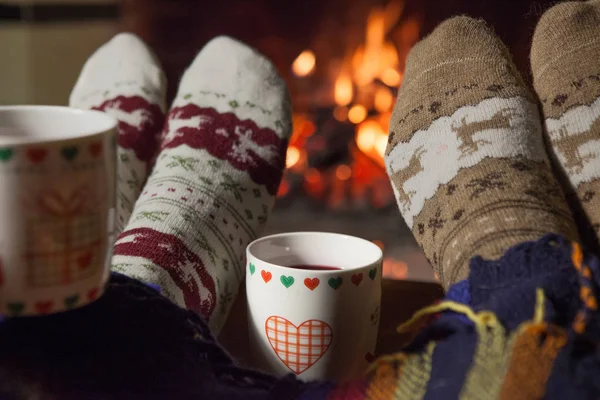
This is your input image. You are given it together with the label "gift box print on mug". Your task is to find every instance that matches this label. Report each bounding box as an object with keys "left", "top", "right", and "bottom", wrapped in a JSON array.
[
  {"left": 23, "top": 185, "right": 104, "bottom": 289},
  {"left": 0, "top": 106, "right": 117, "bottom": 316},
  {"left": 246, "top": 232, "right": 382, "bottom": 381}
]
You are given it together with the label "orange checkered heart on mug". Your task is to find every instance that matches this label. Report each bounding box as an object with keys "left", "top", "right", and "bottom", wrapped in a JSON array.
[{"left": 265, "top": 316, "right": 333, "bottom": 374}]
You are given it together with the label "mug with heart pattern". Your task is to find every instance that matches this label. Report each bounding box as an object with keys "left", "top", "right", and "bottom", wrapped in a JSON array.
[
  {"left": 246, "top": 231, "right": 383, "bottom": 381},
  {"left": 0, "top": 106, "right": 117, "bottom": 316}
]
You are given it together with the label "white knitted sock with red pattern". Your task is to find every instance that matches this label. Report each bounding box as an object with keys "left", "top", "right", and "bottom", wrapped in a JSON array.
[
  {"left": 69, "top": 33, "right": 167, "bottom": 234},
  {"left": 111, "top": 36, "right": 292, "bottom": 333}
]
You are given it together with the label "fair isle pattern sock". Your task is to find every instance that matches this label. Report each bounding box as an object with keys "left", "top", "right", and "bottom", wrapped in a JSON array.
[
  {"left": 384, "top": 17, "right": 578, "bottom": 289},
  {"left": 531, "top": 0, "right": 600, "bottom": 253},
  {"left": 70, "top": 33, "right": 167, "bottom": 234},
  {"left": 111, "top": 36, "right": 291, "bottom": 333}
]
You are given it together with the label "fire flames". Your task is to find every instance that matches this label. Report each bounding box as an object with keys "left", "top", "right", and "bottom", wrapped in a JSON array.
[
  {"left": 334, "top": 0, "right": 419, "bottom": 168},
  {"left": 283, "top": 0, "right": 421, "bottom": 280},
  {"left": 291, "top": 50, "right": 316, "bottom": 77},
  {"left": 284, "top": 0, "right": 420, "bottom": 194}
]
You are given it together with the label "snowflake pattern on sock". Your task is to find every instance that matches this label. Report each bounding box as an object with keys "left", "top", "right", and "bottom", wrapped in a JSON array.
[
  {"left": 111, "top": 36, "right": 292, "bottom": 333},
  {"left": 162, "top": 105, "right": 286, "bottom": 195},
  {"left": 113, "top": 105, "right": 287, "bottom": 331}
]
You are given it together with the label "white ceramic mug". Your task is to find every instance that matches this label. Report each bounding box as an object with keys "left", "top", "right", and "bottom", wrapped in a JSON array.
[
  {"left": 0, "top": 106, "right": 117, "bottom": 316},
  {"left": 246, "top": 231, "right": 383, "bottom": 381}
]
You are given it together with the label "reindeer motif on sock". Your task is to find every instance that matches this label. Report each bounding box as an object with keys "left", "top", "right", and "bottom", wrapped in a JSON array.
[
  {"left": 548, "top": 104, "right": 600, "bottom": 177},
  {"left": 94, "top": 96, "right": 164, "bottom": 165},
  {"left": 453, "top": 109, "right": 514, "bottom": 159},
  {"left": 396, "top": 147, "right": 425, "bottom": 212},
  {"left": 551, "top": 127, "right": 599, "bottom": 174},
  {"left": 386, "top": 16, "right": 579, "bottom": 288}
]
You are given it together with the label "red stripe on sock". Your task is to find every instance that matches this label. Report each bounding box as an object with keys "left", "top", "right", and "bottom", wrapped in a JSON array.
[
  {"left": 162, "top": 105, "right": 287, "bottom": 195},
  {"left": 93, "top": 95, "right": 164, "bottom": 164},
  {"left": 114, "top": 227, "right": 216, "bottom": 319}
]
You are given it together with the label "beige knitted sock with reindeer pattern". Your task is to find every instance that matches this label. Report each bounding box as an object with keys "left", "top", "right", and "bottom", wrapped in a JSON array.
[
  {"left": 531, "top": 0, "right": 600, "bottom": 253},
  {"left": 385, "top": 16, "right": 578, "bottom": 289}
]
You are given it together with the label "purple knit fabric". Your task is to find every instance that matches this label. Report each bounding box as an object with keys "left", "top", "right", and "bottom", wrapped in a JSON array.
[
  {"left": 0, "top": 272, "right": 315, "bottom": 399},
  {"left": 445, "top": 280, "right": 470, "bottom": 304}
]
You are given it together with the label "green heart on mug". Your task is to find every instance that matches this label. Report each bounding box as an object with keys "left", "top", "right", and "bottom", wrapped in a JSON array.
[
  {"left": 0, "top": 148, "right": 13, "bottom": 161},
  {"left": 61, "top": 146, "right": 79, "bottom": 161},
  {"left": 280, "top": 275, "right": 295, "bottom": 288},
  {"left": 249, "top": 263, "right": 256, "bottom": 275},
  {"left": 369, "top": 268, "right": 377, "bottom": 280},
  {"left": 328, "top": 277, "right": 343, "bottom": 290},
  {"left": 64, "top": 294, "right": 80, "bottom": 308},
  {"left": 7, "top": 302, "right": 24, "bottom": 315}
]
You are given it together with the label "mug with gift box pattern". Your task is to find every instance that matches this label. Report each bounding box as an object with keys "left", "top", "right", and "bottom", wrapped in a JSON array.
[
  {"left": 246, "top": 232, "right": 383, "bottom": 381},
  {"left": 0, "top": 106, "right": 117, "bottom": 316}
]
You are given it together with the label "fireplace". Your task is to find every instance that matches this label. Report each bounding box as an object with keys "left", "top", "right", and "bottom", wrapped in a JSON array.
[
  {"left": 121, "top": 0, "right": 557, "bottom": 282},
  {"left": 269, "top": 1, "right": 426, "bottom": 281}
]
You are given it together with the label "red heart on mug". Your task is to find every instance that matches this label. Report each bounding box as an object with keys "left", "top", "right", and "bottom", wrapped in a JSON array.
[
  {"left": 261, "top": 270, "right": 272, "bottom": 283},
  {"left": 89, "top": 142, "right": 103, "bottom": 157},
  {"left": 87, "top": 288, "right": 99, "bottom": 301},
  {"left": 77, "top": 251, "right": 94, "bottom": 270},
  {"left": 365, "top": 352, "right": 375, "bottom": 363},
  {"left": 26, "top": 148, "right": 47, "bottom": 163},
  {"left": 35, "top": 300, "right": 53, "bottom": 314},
  {"left": 304, "top": 278, "right": 320, "bottom": 291},
  {"left": 351, "top": 273, "right": 363, "bottom": 286},
  {"left": 77, "top": 251, "right": 93, "bottom": 270},
  {"left": 265, "top": 316, "right": 332, "bottom": 374}
]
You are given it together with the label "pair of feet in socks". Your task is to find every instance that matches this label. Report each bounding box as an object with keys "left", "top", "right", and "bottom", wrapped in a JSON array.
[
  {"left": 386, "top": 0, "right": 600, "bottom": 289},
  {"left": 71, "top": 0, "right": 600, "bottom": 338},
  {"left": 70, "top": 34, "right": 291, "bottom": 334}
]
